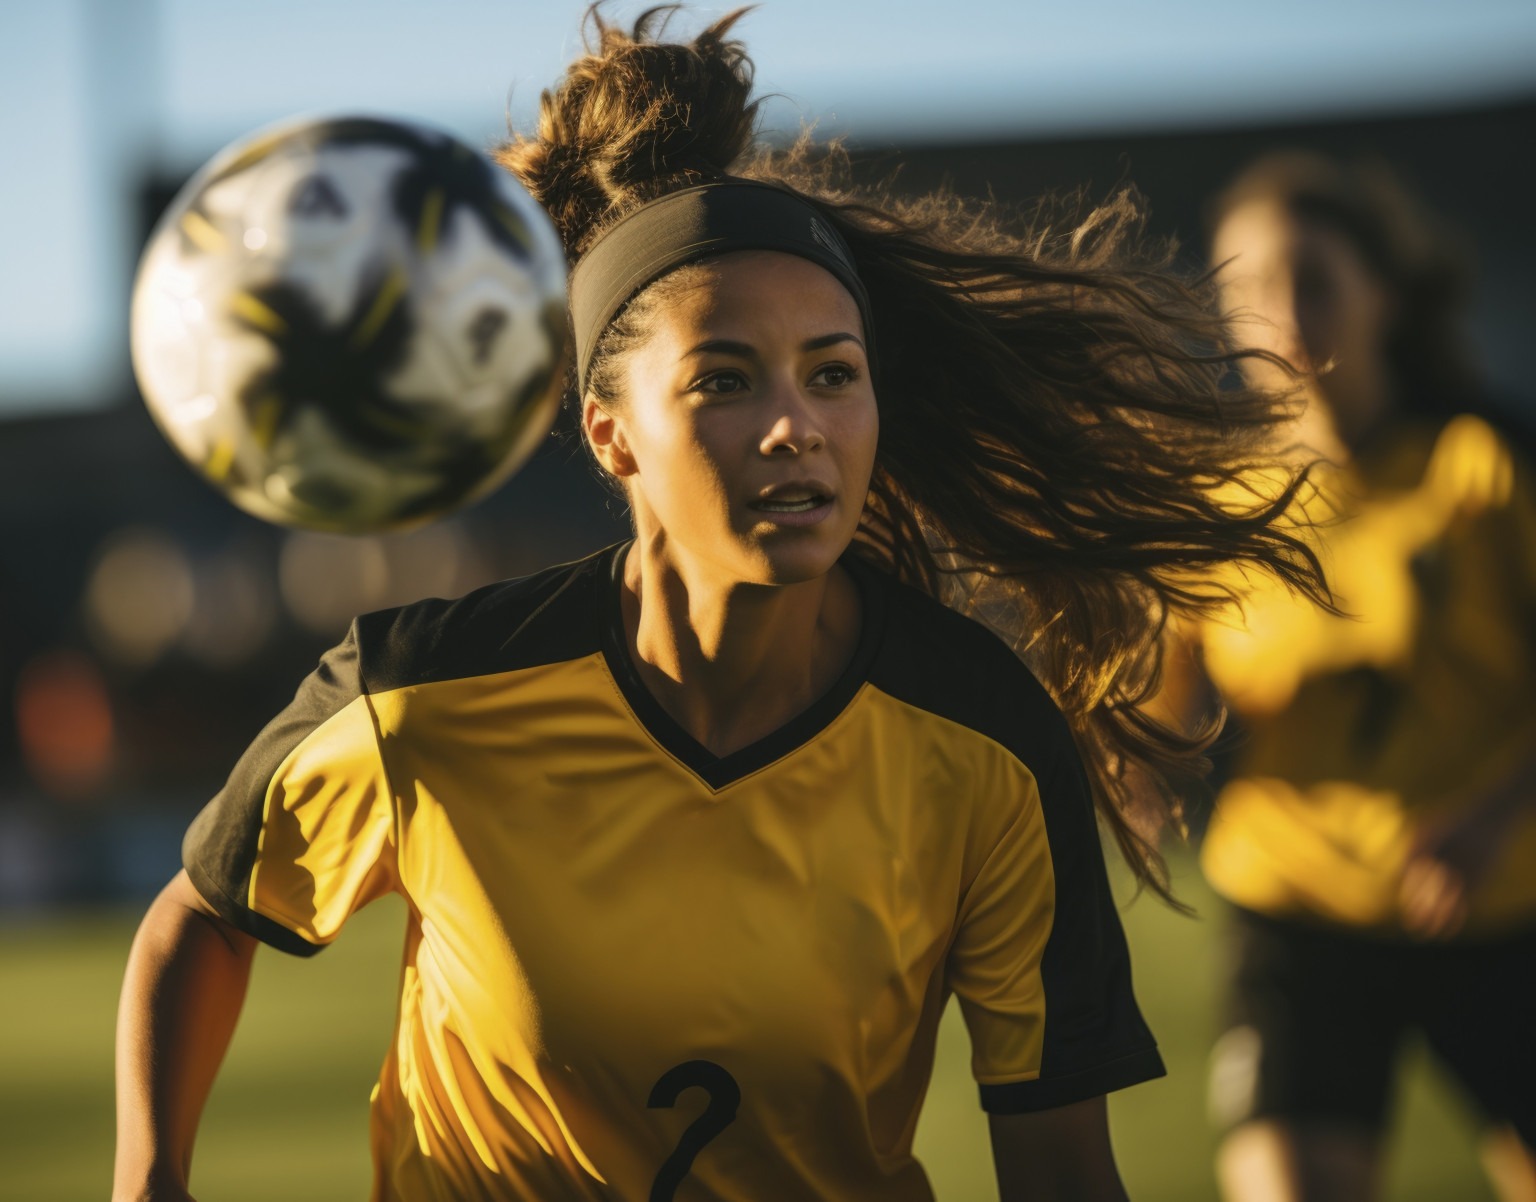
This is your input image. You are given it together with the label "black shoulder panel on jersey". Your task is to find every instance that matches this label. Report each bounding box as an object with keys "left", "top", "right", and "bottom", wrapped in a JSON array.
[
  {"left": 182, "top": 628, "right": 364, "bottom": 956},
  {"left": 355, "top": 544, "right": 612, "bottom": 694},
  {"left": 860, "top": 569, "right": 1073, "bottom": 778}
]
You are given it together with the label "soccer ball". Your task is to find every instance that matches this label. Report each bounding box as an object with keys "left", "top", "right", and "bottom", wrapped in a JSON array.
[{"left": 131, "top": 115, "right": 569, "bottom": 534}]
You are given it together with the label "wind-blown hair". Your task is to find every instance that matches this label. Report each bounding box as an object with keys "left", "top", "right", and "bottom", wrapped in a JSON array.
[{"left": 496, "top": 6, "right": 1325, "bottom": 902}]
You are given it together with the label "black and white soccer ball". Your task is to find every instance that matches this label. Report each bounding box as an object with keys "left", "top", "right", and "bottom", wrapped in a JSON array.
[{"left": 131, "top": 115, "right": 569, "bottom": 534}]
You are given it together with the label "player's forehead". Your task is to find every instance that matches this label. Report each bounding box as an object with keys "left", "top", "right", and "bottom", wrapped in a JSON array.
[
  {"left": 648, "top": 251, "right": 866, "bottom": 350},
  {"left": 1213, "top": 200, "right": 1298, "bottom": 279}
]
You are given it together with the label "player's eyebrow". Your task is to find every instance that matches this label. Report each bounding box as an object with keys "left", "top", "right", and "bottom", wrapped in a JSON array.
[
  {"left": 682, "top": 332, "right": 865, "bottom": 360},
  {"left": 801, "top": 332, "right": 864, "bottom": 353},
  {"left": 683, "top": 339, "right": 755, "bottom": 361}
]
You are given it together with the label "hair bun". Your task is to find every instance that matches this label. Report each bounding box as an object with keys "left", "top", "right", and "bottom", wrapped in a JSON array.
[{"left": 497, "top": 6, "right": 759, "bottom": 258}]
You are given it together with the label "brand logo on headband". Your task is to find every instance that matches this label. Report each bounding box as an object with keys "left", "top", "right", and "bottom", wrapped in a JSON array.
[{"left": 808, "top": 216, "right": 843, "bottom": 260}]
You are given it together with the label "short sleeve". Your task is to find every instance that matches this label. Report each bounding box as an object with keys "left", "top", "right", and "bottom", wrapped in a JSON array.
[
  {"left": 948, "top": 734, "right": 1165, "bottom": 1114},
  {"left": 183, "top": 623, "right": 398, "bottom": 956}
]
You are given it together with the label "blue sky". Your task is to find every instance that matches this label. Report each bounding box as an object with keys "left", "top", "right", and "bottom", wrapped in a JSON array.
[{"left": 3, "top": 0, "right": 1534, "bottom": 413}]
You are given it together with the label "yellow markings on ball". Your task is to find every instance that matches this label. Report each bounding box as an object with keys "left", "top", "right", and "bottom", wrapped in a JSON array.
[
  {"left": 229, "top": 292, "right": 288, "bottom": 336},
  {"left": 495, "top": 208, "right": 530, "bottom": 255},
  {"left": 251, "top": 395, "right": 283, "bottom": 450},
  {"left": 179, "top": 210, "right": 226, "bottom": 254},
  {"left": 207, "top": 131, "right": 290, "bottom": 185},
  {"left": 364, "top": 406, "right": 426, "bottom": 438},
  {"left": 417, "top": 188, "right": 446, "bottom": 254},
  {"left": 205, "top": 438, "right": 236, "bottom": 482},
  {"left": 350, "top": 268, "right": 408, "bottom": 350}
]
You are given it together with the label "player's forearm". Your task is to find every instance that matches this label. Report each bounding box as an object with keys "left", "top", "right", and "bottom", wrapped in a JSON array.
[
  {"left": 113, "top": 871, "right": 256, "bottom": 1201},
  {"left": 989, "top": 1097, "right": 1132, "bottom": 1202}
]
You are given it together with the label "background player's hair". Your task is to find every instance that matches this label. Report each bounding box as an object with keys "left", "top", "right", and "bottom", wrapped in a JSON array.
[
  {"left": 1209, "top": 151, "right": 1483, "bottom": 422},
  {"left": 496, "top": 5, "right": 1326, "bottom": 902}
]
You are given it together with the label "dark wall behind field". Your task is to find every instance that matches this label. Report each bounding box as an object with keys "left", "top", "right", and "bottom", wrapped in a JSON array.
[
  {"left": 1, "top": 96, "right": 1531, "bottom": 906},
  {"left": 851, "top": 97, "right": 1536, "bottom": 415}
]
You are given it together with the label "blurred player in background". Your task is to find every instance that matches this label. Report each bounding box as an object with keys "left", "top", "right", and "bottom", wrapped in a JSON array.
[
  {"left": 113, "top": 11, "right": 1329, "bottom": 1201},
  {"left": 1189, "top": 152, "right": 1536, "bottom": 1202}
]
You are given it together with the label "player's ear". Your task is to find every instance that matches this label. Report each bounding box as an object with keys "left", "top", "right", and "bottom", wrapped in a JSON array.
[{"left": 583, "top": 395, "right": 637, "bottom": 478}]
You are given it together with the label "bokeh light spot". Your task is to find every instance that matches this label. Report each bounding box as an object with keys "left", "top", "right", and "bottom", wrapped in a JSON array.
[
  {"left": 84, "top": 529, "right": 196, "bottom": 666},
  {"left": 15, "top": 649, "right": 116, "bottom": 801}
]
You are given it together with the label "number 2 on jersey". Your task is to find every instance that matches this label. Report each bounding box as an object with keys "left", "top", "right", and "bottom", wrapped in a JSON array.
[{"left": 648, "top": 1060, "right": 741, "bottom": 1201}]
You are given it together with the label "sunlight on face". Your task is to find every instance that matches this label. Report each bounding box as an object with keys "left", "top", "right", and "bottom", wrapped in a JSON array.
[
  {"left": 1214, "top": 200, "right": 1394, "bottom": 456},
  {"left": 1213, "top": 200, "right": 1306, "bottom": 379},
  {"left": 593, "top": 251, "right": 879, "bottom": 586}
]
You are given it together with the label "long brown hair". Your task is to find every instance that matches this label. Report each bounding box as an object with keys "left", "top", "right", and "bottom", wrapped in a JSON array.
[{"left": 497, "top": 6, "right": 1325, "bottom": 902}]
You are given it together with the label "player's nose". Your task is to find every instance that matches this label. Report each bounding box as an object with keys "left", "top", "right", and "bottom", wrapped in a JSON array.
[{"left": 759, "top": 381, "right": 825, "bottom": 456}]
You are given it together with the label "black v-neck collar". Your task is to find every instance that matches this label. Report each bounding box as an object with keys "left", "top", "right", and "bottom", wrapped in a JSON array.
[{"left": 597, "top": 541, "right": 887, "bottom": 792}]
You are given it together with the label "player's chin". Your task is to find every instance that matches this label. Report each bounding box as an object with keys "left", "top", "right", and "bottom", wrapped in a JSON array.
[{"left": 738, "top": 519, "right": 854, "bottom": 586}]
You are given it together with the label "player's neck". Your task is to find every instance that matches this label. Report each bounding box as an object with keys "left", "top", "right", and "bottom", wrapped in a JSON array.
[
  {"left": 618, "top": 540, "right": 861, "bottom": 758},
  {"left": 1321, "top": 363, "right": 1395, "bottom": 457}
]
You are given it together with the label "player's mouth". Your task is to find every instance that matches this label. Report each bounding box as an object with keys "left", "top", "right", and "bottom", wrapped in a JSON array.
[{"left": 749, "top": 482, "right": 835, "bottom": 526}]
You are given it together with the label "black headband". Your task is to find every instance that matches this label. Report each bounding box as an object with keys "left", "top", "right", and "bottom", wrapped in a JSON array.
[{"left": 568, "top": 180, "right": 876, "bottom": 391}]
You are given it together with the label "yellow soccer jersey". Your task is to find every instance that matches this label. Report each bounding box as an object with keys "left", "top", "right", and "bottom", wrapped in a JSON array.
[
  {"left": 184, "top": 541, "right": 1164, "bottom": 1202},
  {"left": 1199, "top": 416, "right": 1536, "bottom": 934}
]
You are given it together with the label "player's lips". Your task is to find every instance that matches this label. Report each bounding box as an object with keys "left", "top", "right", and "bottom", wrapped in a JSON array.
[{"left": 748, "top": 480, "right": 835, "bottom": 525}]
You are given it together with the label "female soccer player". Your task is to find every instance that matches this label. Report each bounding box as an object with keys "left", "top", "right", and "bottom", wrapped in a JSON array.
[
  {"left": 113, "top": 12, "right": 1322, "bottom": 1201},
  {"left": 1192, "top": 153, "right": 1536, "bottom": 1201}
]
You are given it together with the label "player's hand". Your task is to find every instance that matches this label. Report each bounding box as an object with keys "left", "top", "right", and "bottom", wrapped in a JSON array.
[
  {"left": 1398, "top": 801, "right": 1518, "bottom": 939},
  {"left": 1400, "top": 744, "right": 1536, "bottom": 939}
]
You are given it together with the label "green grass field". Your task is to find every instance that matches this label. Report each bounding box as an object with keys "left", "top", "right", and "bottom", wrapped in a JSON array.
[{"left": 0, "top": 858, "right": 1495, "bottom": 1200}]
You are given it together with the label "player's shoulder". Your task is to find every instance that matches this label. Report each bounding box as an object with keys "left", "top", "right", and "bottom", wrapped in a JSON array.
[
  {"left": 856, "top": 560, "right": 1073, "bottom": 773},
  {"left": 352, "top": 542, "right": 616, "bottom": 693}
]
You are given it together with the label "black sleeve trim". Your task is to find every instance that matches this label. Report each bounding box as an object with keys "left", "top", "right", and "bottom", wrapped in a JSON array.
[
  {"left": 978, "top": 1046, "right": 1167, "bottom": 1114},
  {"left": 182, "top": 627, "right": 366, "bottom": 945},
  {"left": 184, "top": 857, "right": 326, "bottom": 959}
]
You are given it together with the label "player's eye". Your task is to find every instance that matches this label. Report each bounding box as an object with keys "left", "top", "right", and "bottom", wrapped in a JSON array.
[
  {"left": 810, "top": 362, "right": 859, "bottom": 389},
  {"left": 691, "top": 369, "right": 750, "bottom": 397}
]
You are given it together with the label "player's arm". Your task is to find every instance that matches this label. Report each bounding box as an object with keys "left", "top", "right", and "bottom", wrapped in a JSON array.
[
  {"left": 1401, "top": 735, "right": 1536, "bottom": 938},
  {"left": 989, "top": 1096, "right": 1129, "bottom": 1202},
  {"left": 113, "top": 870, "right": 256, "bottom": 1202}
]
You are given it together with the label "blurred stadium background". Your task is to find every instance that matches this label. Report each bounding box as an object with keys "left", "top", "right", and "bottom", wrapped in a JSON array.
[{"left": 1, "top": 2, "right": 1533, "bottom": 1198}]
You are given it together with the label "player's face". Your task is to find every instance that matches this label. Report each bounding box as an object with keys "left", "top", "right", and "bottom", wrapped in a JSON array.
[
  {"left": 590, "top": 251, "right": 878, "bottom": 586},
  {"left": 1214, "top": 200, "right": 1395, "bottom": 454}
]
